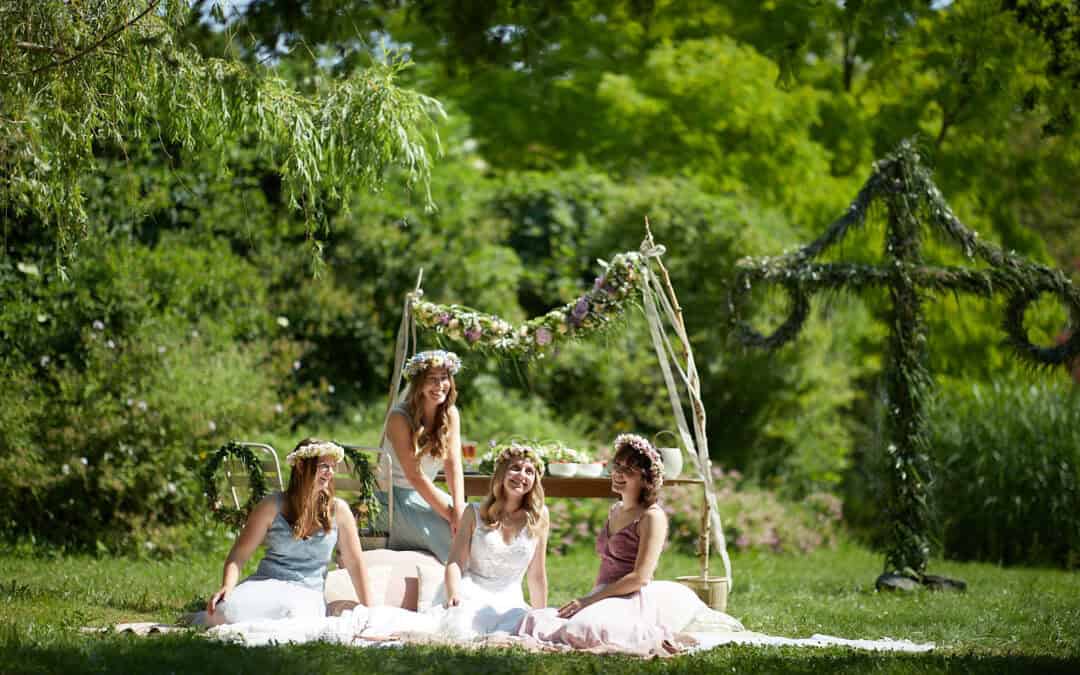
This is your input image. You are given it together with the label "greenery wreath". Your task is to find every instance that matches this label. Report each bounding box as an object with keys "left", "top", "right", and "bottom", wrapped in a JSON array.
[
  {"left": 1003, "top": 286, "right": 1080, "bottom": 368},
  {"left": 730, "top": 280, "right": 810, "bottom": 350},
  {"left": 202, "top": 441, "right": 269, "bottom": 529},
  {"left": 342, "top": 446, "right": 382, "bottom": 531}
]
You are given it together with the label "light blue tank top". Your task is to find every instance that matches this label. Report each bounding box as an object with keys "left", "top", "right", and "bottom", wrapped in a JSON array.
[{"left": 253, "top": 493, "right": 338, "bottom": 591}]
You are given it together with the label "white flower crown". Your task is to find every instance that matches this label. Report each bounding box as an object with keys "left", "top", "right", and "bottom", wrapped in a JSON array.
[
  {"left": 285, "top": 440, "right": 344, "bottom": 466},
  {"left": 404, "top": 350, "right": 462, "bottom": 380}
]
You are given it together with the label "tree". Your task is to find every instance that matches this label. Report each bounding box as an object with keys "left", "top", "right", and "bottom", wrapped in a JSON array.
[{"left": 0, "top": 0, "right": 443, "bottom": 262}]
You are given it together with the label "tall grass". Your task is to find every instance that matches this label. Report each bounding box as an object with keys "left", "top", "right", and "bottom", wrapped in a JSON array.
[{"left": 928, "top": 378, "right": 1080, "bottom": 567}]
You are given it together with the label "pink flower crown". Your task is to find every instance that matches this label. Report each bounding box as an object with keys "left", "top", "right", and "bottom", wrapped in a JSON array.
[
  {"left": 613, "top": 433, "right": 664, "bottom": 488},
  {"left": 403, "top": 350, "right": 462, "bottom": 380},
  {"left": 495, "top": 443, "right": 545, "bottom": 477}
]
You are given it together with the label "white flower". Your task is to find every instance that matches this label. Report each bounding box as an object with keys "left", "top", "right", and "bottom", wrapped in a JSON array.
[
  {"left": 126, "top": 398, "right": 133, "bottom": 407},
  {"left": 39, "top": 355, "right": 51, "bottom": 367},
  {"left": 274, "top": 403, "right": 284, "bottom": 414},
  {"left": 207, "top": 420, "right": 217, "bottom": 432},
  {"left": 80, "top": 457, "right": 88, "bottom": 466},
  {"left": 327, "top": 385, "right": 335, "bottom": 394},
  {"left": 92, "top": 320, "right": 105, "bottom": 331},
  {"left": 166, "top": 482, "right": 177, "bottom": 494},
  {"left": 106, "top": 340, "right": 115, "bottom": 349},
  {"left": 286, "top": 440, "right": 344, "bottom": 466},
  {"left": 157, "top": 346, "right": 166, "bottom": 354},
  {"left": 137, "top": 400, "right": 148, "bottom": 411},
  {"left": 292, "top": 360, "right": 302, "bottom": 371},
  {"left": 276, "top": 316, "right": 290, "bottom": 328},
  {"left": 62, "top": 464, "right": 71, "bottom": 475}
]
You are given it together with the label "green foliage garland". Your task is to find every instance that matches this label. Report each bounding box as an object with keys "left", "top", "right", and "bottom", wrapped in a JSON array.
[
  {"left": 728, "top": 140, "right": 1080, "bottom": 579},
  {"left": 202, "top": 442, "right": 268, "bottom": 529},
  {"left": 342, "top": 446, "right": 381, "bottom": 530},
  {"left": 411, "top": 251, "right": 645, "bottom": 358}
]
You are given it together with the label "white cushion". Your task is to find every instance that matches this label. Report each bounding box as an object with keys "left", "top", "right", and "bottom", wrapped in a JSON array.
[
  {"left": 324, "top": 565, "right": 391, "bottom": 606},
  {"left": 415, "top": 563, "right": 445, "bottom": 612}
]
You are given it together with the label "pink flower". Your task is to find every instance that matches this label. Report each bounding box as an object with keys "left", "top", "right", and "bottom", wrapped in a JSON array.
[
  {"left": 465, "top": 326, "right": 482, "bottom": 343},
  {"left": 535, "top": 327, "right": 553, "bottom": 346}
]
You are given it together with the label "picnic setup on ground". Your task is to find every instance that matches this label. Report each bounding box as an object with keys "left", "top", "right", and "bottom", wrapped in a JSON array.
[{"left": 185, "top": 223, "right": 1023, "bottom": 655}]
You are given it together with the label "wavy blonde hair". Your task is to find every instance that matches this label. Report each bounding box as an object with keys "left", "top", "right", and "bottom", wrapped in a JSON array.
[
  {"left": 405, "top": 366, "right": 458, "bottom": 460},
  {"left": 480, "top": 446, "right": 546, "bottom": 538},
  {"left": 284, "top": 438, "right": 336, "bottom": 539}
]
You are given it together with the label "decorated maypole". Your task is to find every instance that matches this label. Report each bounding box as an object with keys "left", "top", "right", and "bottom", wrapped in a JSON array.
[{"left": 729, "top": 141, "right": 1080, "bottom": 588}]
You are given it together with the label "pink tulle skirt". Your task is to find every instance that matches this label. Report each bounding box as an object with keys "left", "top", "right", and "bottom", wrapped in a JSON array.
[{"left": 516, "top": 583, "right": 675, "bottom": 657}]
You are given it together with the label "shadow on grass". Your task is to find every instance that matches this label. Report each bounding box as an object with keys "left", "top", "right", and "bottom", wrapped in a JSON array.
[{"left": 2, "top": 633, "right": 1079, "bottom": 675}]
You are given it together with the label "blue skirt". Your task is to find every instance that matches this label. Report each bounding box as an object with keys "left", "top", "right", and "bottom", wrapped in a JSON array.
[{"left": 376, "top": 486, "right": 452, "bottom": 563}]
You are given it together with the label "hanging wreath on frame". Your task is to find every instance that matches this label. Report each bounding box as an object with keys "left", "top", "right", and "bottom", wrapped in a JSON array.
[
  {"left": 342, "top": 446, "right": 382, "bottom": 531},
  {"left": 202, "top": 441, "right": 269, "bottom": 529}
]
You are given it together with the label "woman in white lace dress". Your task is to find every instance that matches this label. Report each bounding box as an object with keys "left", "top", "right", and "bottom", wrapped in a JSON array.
[{"left": 428, "top": 443, "right": 549, "bottom": 638}]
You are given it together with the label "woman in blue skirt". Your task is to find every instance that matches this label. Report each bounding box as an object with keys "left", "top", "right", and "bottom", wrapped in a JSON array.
[{"left": 379, "top": 350, "right": 467, "bottom": 562}]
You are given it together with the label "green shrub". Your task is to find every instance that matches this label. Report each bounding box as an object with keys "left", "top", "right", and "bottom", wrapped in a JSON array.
[
  {"left": 0, "top": 236, "right": 324, "bottom": 554},
  {"left": 927, "top": 377, "right": 1080, "bottom": 568}
]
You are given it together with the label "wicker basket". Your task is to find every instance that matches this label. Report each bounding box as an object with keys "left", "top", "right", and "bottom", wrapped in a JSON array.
[{"left": 676, "top": 575, "right": 729, "bottom": 612}]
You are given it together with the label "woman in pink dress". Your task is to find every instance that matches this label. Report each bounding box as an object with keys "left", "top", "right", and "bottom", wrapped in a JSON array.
[{"left": 517, "top": 433, "right": 687, "bottom": 656}]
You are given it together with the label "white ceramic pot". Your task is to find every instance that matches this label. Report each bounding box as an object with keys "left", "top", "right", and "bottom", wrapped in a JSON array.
[
  {"left": 576, "top": 462, "right": 604, "bottom": 478},
  {"left": 547, "top": 462, "right": 577, "bottom": 477},
  {"left": 658, "top": 445, "right": 683, "bottom": 479}
]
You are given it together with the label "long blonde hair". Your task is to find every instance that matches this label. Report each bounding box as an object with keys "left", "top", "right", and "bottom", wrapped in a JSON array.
[
  {"left": 480, "top": 446, "right": 546, "bottom": 538},
  {"left": 284, "top": 439, "right": 335, "bottom": 539},
  {"left": 405, "top": 366, "right": 458, "bottom": 459}
]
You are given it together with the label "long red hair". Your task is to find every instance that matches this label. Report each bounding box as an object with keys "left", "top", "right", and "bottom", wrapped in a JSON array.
[{"left": 284, "top": 439, "right": 336, "bottom": 539}]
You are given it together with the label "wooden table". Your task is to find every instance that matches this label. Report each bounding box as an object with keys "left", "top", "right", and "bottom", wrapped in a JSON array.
[{"left": 457, "top": 473, "right": 703, "bottom": 499}]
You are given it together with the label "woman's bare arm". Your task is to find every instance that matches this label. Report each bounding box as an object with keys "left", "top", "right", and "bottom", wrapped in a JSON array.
[{"left": 207, "top": 495, "right": 278, "bottom": 614}]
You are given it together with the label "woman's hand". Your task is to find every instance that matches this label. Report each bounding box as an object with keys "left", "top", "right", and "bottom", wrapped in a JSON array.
[
  {"left": 557, "top": 596, "right": 587, "bottom": 619},
  {"left": 207, "top": 585, "right": 232, "bottom": 615},
  {"left": 444, "top": 592, "right": 462, "bottom": 608}
]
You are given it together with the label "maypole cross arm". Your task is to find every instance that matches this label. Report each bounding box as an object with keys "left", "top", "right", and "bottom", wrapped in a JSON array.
[{"left": 727, "top": 140, "right": 1080, "bottom": 588}]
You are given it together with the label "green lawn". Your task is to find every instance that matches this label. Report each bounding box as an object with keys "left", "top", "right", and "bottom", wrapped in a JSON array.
[{"left": 2, "top": 540, "right": 1078, "bottom": 674}]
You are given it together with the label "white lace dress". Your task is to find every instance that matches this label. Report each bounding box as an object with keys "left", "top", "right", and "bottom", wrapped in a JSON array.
[{"left": 427, "top": 503, "right": 539, "bottom": 639}]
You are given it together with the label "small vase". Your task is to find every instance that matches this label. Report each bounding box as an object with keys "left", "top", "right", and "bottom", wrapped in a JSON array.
[{"left": 658, "top": 445, "right": 683, "bottom": 479}]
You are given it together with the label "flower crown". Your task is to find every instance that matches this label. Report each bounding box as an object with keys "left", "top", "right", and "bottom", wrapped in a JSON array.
[
  {"left": 404, "top": 350, "right": 463, "bottom": 380},
  {"left": 613, "top": 433, "right": 664, "bottom": 488},
  {"left": 285, "top": 440, "right": 344, "bottom": 466},
  {"left": 495, "top": 442, "right": 545, "bottom": 477}
]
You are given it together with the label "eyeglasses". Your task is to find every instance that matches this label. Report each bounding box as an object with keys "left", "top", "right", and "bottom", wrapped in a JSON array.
[
  {"left": 609, "top": 462, "right": 641, "bottom": 477},
  {"left": 316, "top": 462, "right": 336, "bottom": 474}
]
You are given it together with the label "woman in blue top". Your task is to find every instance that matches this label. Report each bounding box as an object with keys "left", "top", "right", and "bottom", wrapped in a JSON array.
[
  {"left": 379, "top": 350, "right": 467, "bottom": 562},
  {"left": 206, "top": 438, "right": 374, "bottom": 625}
]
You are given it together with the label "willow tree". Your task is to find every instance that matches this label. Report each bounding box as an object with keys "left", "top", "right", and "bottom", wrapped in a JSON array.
[
  {"left": 729, "top": 141, "right": 1080, "bottom": 587},
  {"left": 0, "top": 0, "right": 443, "bottom": 262}
]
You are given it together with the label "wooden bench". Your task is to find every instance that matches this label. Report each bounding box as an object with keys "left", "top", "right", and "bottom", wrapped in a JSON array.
[{"left": 221, "top": 441, "right": 394, "bottom": 549}]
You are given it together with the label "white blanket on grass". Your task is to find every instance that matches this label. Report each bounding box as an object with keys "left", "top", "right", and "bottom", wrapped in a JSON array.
[{"left": 206, "top": 608, "right": 934, "bottom": 654}]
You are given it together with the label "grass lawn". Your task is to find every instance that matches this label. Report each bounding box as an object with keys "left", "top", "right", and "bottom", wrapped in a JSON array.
[{"left": 2, "top": 539, "right": 1078, "bottom": 674}]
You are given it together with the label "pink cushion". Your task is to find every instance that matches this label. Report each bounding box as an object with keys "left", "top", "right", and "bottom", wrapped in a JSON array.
[{"left": 330, "top": 549, "right": 443, "bottom": 610}]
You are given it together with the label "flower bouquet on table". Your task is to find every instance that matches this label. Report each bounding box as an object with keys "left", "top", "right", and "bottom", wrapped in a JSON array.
[{"left": 539, "top": 442, "right": 588, "bottom": 477}]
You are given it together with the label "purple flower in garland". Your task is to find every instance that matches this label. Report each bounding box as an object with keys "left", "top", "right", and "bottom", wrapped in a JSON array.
[
  {"left": 569, "top": 297, "right": 589, "bottom": 326},
  {"left": 437, "top": 312, "right": 452, "bottom": 326},
  {"left": 465, "top": 325, "right": 483, "bottom": 343},
  {"left": 535, "top": 327, "right": 553, "bottom": 346},
  {"left": 592, "top": 275, "right": 607, "bottom": 291}
]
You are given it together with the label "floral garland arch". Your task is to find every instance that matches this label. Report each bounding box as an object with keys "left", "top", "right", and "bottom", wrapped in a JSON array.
[
  {"left": 383, "top": 231, "right": 735, "bottom": 593},
  {"left": 410, "top": 251, "right": 645, "bottom": 356}
]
